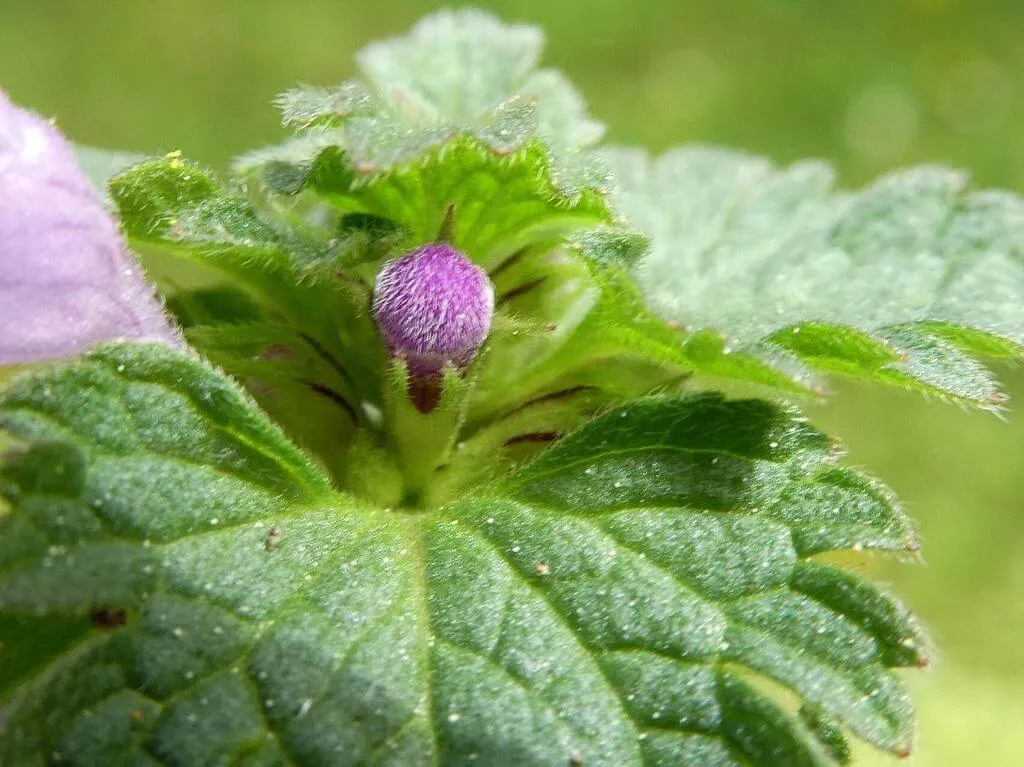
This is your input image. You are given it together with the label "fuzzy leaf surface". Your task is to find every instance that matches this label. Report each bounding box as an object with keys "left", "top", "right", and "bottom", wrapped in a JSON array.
[
  {"left": 0, "top": 345, "right": 925, "bottom": 765},
  {"left": 354, "top": 9, "right": 604, "bottom": 153},
  {"left": 606, "top": 147, "right": 1024, "bottom": 407},
  {"left": 235, "top": 10, "right": 624, "bottom": 269}
]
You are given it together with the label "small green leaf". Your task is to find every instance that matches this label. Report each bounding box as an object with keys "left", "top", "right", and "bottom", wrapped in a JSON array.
[
  {"left": 236, "top": 133, "right": 611, "bottom": 267},
  {"left": 111, "top": 158, "right": 331, "bottom": 280},
  {"left": 236, "top": 10, "right": 619, "bottom": 269},
  {"left": 110, "top": 157, "right": 386, "bottom": 417},
  {"left": 1, "top": 353, "right": 924, "bottom": 764},
  {"left": 465, "top": 259, "right": 695, "bottom": 448},
  {"left": 347, "top": 9, "right": 603, "bottom": 153},
  {"left": 607, "top": 147, "right": 1024, "bottom": 407},
  {"left": 570, "top": 226, "right": 650, "bottom": 268}
]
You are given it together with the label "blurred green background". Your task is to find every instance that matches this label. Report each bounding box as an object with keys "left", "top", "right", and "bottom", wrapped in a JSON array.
[{"left": 2, "top": 0, "right": 1022, "bottom": 763}]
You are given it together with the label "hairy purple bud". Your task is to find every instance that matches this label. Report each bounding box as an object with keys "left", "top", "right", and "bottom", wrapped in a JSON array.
[
  {"left": 0, "top": 89, "right": 179, "bottom": 365},
  {"left": 372, "top": 243, "right": 494, "bottom": 377}
]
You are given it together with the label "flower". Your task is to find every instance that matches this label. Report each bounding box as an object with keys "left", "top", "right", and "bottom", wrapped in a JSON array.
[
  {"left": 0, "top": 89, "right": 179, "bottom": 365},
  {"left": 372, "top": 242, "right": 494, "bottom": 377}
]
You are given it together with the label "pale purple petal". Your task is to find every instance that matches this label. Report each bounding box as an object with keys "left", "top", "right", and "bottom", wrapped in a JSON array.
[
  {"left": 372, "top": 243, "right": 494, "bottom": 376},
  {"left": 0, "top": 89, "right": 179, "bottom": 364}
]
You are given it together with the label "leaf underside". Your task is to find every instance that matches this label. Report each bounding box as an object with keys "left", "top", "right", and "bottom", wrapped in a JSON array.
[
  {"left": 0, "top": 346, "right": 927, "bottom": 766},
  {"left": 605, "top": 147, "right": 1024, "bottom": 408}
]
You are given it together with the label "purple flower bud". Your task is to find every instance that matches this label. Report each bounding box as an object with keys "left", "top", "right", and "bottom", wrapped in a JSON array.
[
  {"left": 0, "top": 89, "right": 179, "bottom": 365},
  {"left": 372, "top": 243, "right": 494, "bottom": 377}
]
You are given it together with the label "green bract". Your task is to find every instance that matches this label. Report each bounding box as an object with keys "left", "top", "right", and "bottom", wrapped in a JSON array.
[{"left": 2, "top": 8, "right": 1022, "bottom": 767}]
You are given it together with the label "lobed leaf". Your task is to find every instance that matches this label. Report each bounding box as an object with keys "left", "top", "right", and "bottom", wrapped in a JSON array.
[
  {"left": 235, "top": 9, "right": 620, "bottom": 269},
  {"left": 110, "top": 157, "right": 386, "bottom": 431},
  {"left": 0, "top": 346, "right": 925, "bottom": 765},
  {"left": 606, "top": 147, "right": 1024, "bottom": 408}
]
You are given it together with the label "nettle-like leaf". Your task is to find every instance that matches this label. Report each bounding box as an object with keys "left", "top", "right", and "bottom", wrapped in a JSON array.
[
  {"left": 234, "top": 8, "right": 616, "bottom": 257},
  {"left": 0, "top": 345, "right": 926, "bottom": 765},
  {"left": 355, "top": 9, "right": 603, "bottom": 153},
  {"left": 605, "top": 148, "right": 1024, "bottom": 408},
  {"left": 598, "top": 145, "right": 1024, "bottom": 407}
]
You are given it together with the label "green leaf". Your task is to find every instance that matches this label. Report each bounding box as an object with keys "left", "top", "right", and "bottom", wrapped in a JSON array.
[
  {"left": 354, "top": 9, "right": 604, "bottom": 153},
  {"left": 235, "top": 10, "right": 617, "bottom": 268},
  {"left": 111, "top": 157, "right": 336, "bottom": 280},
  {"left": 238, "top": 136, "right": 611, "bottom": 265},
  {"left": 0, "top": 348, "right": 925, "bottom": 764},
  {"left": 570, "top": 226, "right": 650, "bottom": 268},
  {"left": 110, "top": 157, "right": 385, "bottom": 411},
  {"left": 606, "top": 147, "right": 1024, "bottom": 408},
  {"left": 165, "top": 285, "right": 265, "bottom": 328},
  {"left": 465, "top": 257, "right": 803, "bottom": 460}
]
